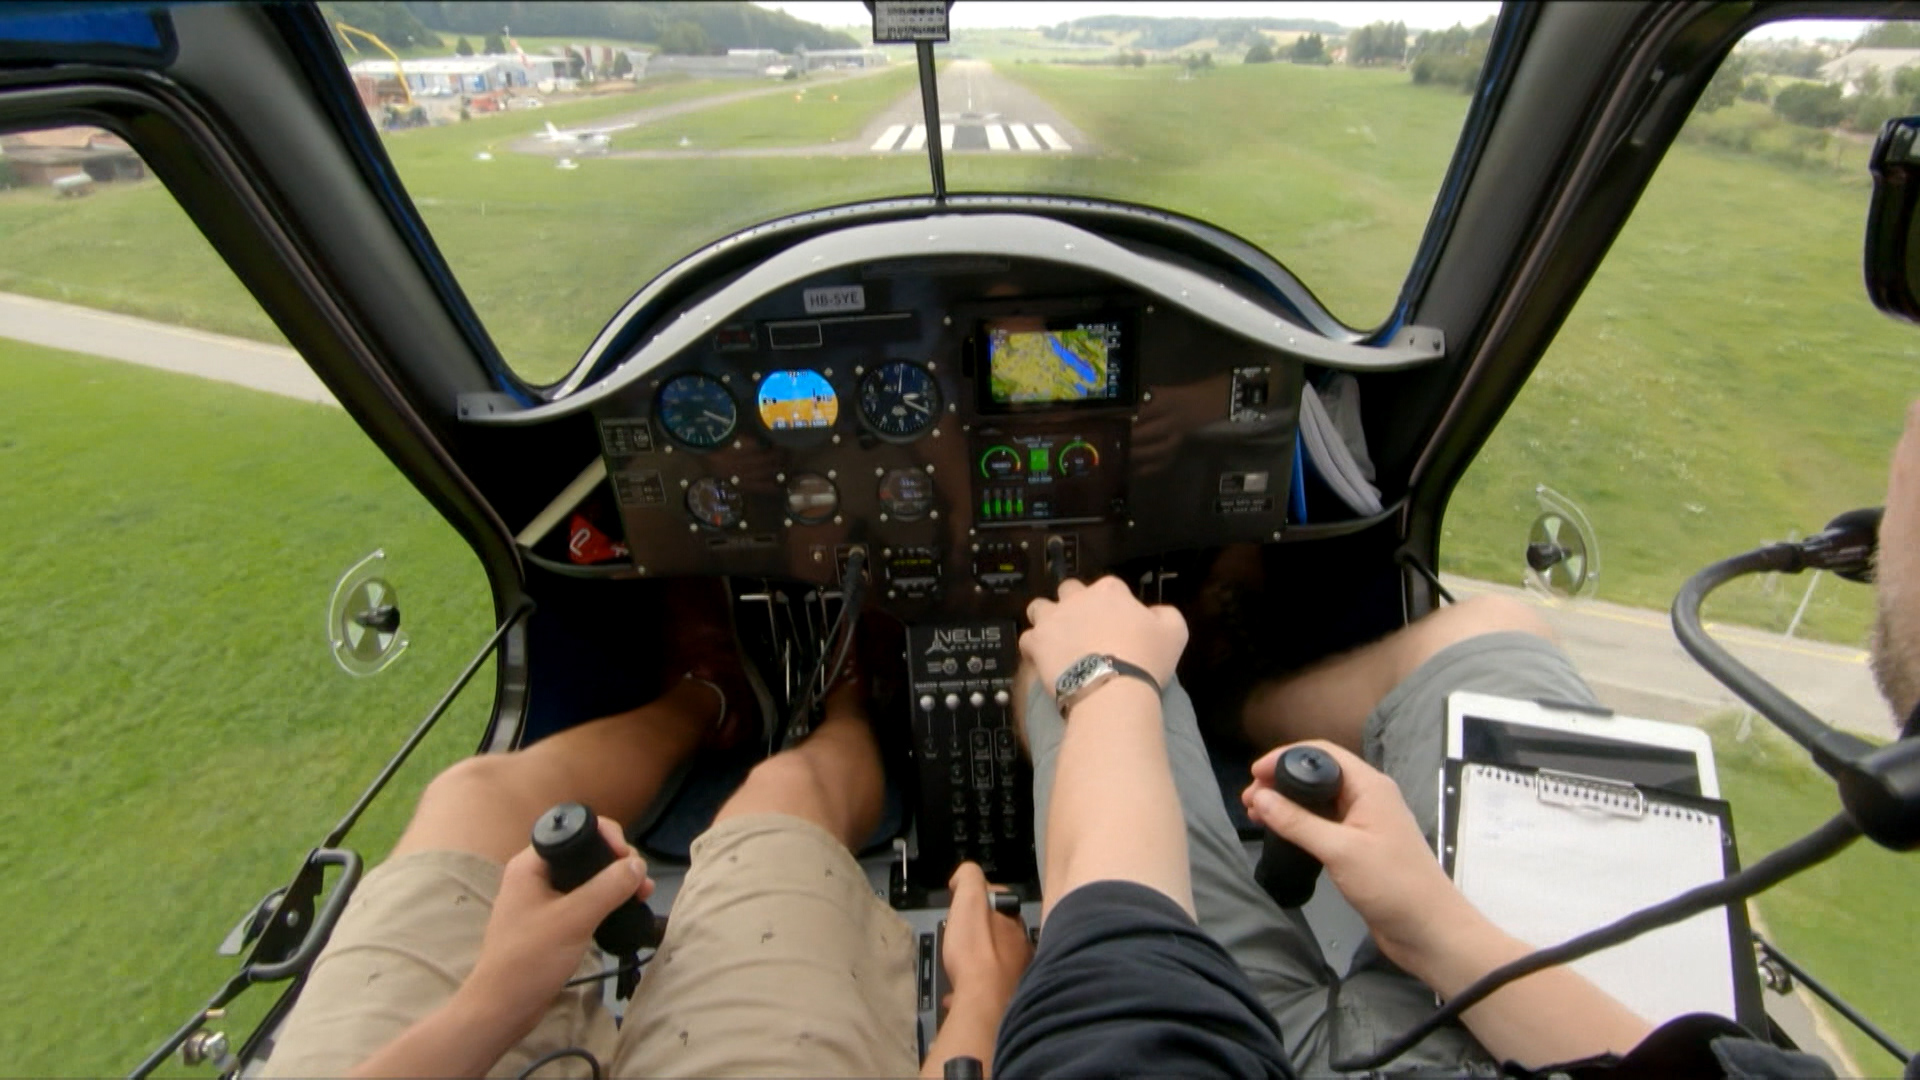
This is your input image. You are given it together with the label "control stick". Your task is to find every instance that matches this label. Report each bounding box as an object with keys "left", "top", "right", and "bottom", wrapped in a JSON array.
[
  {"left": 1044, "top": 535, "right": 1070, "bottom": 588},
  {"left": 531, "top": 801, "right": 661, "bottom": 997},
  {"left": 1252, "top": 746, "right": 1343, "bottom": 908}
]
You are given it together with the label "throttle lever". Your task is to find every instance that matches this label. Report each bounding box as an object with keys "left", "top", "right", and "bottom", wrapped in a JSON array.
[
  {"left": 531, "top": 802, "right": 662, "bottom": 981},
  {"left": 1252, "top": 746, "right": 1343, "bottom": 908},
  {"left": 1044, "top": 535, "right": 1070, "bottom": 590}
]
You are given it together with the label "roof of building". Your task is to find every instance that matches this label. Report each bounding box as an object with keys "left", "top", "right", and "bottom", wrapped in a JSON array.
[
  {"left": 347, "top": 57, "right": 525, "bottom": 77},
  {"left": 0, "top": 145, "right": 138, "bottom": 165},
  {"left": 0, "top": 126, "right": 130, "bottom": 150},
  {"left": 1819, "top": 48, "right": 1920, "bottom": 80}
]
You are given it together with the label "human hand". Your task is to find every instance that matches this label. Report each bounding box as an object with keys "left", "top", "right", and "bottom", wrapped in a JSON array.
[
  {"left": 1242, "top": 741, "right": 1479, "bottom": 975},
  {"left": 1021, "top": 576, "right": 1188, "bottom": 693},
  {"left": 941, "top": 861, "right": 1033, "bottom": 1013},
  {"left": 461, "top": 815, "right": 653, "bottom": 1033}
]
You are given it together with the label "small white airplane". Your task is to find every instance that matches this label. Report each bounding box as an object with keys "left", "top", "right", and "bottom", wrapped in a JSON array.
[{"left": 536, "top": 120, "right": 635, "bottom": 148}]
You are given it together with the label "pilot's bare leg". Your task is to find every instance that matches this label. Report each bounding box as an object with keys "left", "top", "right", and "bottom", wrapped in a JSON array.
[
  {"left": 1241, "top": 594, "right": 1553, "bottom": 752},
  {"left": 613, "top": 676, "right": 917, "bottom": 1077},
  {"left": 264, "top": 588, "right": 739, "bottom": 1079},
  {"left": 388, "top": 678, "right": 716, "bottom": 862},
  {"left": 1232, "top": 593, "right": 1601, "bottom": 1072},
  {"left": 710, "top": 677, "right": 883, "bottom": 848}
]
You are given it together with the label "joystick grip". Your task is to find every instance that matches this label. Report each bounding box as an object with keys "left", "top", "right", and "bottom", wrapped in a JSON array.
[
  {"left": 1252, "top": 747, "right": 1343, "bottom": 908},
  {"left": 531, "top": 802, "right": 661, "bottom": 954}
]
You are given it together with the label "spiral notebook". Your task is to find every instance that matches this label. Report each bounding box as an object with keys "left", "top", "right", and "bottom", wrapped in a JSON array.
[{"left": 1440, "top": 762, "right": 1764, "bottom": 1031}]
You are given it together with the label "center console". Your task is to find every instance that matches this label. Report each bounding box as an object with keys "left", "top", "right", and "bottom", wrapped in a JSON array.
[{"left": 903, "top": 619, "right": 1031, "bottom": 888}]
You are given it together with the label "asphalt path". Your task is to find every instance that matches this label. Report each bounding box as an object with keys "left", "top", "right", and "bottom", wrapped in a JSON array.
[
  {"left": 0, "top": 292, "right": 1870, "bottom": 1069},
  {"left": 524, "top": 59, "right": 1090, "bottom": 161},
  {"left": 861, "top": 58, "right": 1090, "bottom": 155},
  {"left": 507, "top": 66, "right": 893, "bottom": 159}
]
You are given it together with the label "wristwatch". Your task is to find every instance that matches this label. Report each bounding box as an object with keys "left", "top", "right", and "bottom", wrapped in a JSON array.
[{"left": 1054, "top": 653, "right": 1161, "bottom": 718}]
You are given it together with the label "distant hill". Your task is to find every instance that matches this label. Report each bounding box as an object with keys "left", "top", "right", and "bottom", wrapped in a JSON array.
[
  {"left": 1050, "top": 15, "right": 1345, "bottom": 53},
  {"left": 403, "top": 2, "right": 860, "bottom": 52},
  {"left": 322, "top": 2, "right": 443, "bottom": 50}
]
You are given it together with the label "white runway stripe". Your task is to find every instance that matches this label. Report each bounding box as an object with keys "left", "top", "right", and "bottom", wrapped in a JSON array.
[
  {"left": 940, "top": 124, "right": 955, "bottom": 150},
  {"left": 902, "top": 124, "right": 928, "bottom": 150},
  {"left": 1032, "top": 123, "right": 1071, "bottom": 151},
  {"left": 1008, "top": 123, "right": 1040, "bottom": 151},
  {"left": 870, "top": 123, "right": 907, "bottom": 152},
  {"left": 985, "top": 123, "right": 1009, "bottom": 150}
]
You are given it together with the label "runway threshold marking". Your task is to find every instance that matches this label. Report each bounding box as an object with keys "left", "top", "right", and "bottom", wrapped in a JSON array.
[{"left": 1032, "top": 123, "right": 1072, "bottom": 151}]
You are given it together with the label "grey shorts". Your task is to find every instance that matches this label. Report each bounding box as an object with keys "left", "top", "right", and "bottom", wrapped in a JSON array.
[{"left": 1023, "top": 631, "right": 1597, "bottom": 1076}]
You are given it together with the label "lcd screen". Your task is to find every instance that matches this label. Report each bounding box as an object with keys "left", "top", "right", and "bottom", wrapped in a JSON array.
[
  {"left": 757, "top": 370, "right": 839, "bottom": 431},
  {"left": 986, "top": 320, "right": 1124, "bottom": 405}
]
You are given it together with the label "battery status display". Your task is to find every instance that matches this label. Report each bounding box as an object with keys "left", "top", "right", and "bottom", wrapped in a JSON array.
[{"left": 1028, "top": 446, "right": 1050, "bottom": 474}]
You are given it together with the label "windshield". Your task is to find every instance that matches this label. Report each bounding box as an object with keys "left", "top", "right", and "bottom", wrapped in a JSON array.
[{"left": 357, "top": 2, "right": 1499, "bottom": 385}]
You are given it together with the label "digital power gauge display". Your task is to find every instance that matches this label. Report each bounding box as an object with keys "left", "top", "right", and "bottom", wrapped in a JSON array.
[{"left": 969, "top": 427, "right": 1125, "bottom": 526}]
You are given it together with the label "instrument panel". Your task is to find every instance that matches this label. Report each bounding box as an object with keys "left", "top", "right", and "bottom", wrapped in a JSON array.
[{"left": 591, "top": 254, "right": 1306, "bottom": 617}]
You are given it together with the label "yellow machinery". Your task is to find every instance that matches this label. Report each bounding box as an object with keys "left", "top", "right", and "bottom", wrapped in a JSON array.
[{"left": 334, "top": 21, "right": 413, "bottom": 107}]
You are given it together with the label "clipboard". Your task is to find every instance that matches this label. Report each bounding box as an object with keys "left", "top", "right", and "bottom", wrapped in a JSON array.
[{"left": 1440, "top": 760, "right": 1766, "bottom": 1034}]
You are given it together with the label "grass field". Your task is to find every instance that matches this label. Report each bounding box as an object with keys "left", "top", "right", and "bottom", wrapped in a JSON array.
[
  {"left": 0, "top": 56, "right": 1911, "bottom": 651},
  {"left": 5, "top": 41, "right": 1919, "bottom": 1075},
  {"left": 616, "top": 64, "right": 917, "bottom": 151},
  {"left": 1709, "top": 715, "right": 1920, "bottom": 1072},
  {"left": 3, "top": 332, "right": 1909, "bottom": 1072},
  {"left": 0, "top": 340, "right": 494, "bottom": 1074}
]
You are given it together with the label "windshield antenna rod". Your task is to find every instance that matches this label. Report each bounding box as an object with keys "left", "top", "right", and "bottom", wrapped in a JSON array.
[{"left": 916, "top": 40, "right": 946, "bottom": 200}]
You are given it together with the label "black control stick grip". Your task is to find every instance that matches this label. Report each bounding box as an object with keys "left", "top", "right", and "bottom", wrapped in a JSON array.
[
  {"left": 1252, "top": 746, "right": 1343, "bottom": 908},
  {"left": 1044, "top": 535, "right": 1070, "bottom": 589},
  {"left": 531, "top": 802, "right": 662, "bottom": 954}
]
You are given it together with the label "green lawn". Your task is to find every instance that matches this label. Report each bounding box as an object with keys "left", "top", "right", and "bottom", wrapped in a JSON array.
[
  {"left": 966, "top": 61, "right": 1471, "bottom": 343},
  {"left": 1709, "top": 715, "right": 1920, "bottom": 1073},
  {"left": 0, "top": 339, "right": 494, "bottom": 1075},
  {"left": 1443, "top": 100, "right": 1913, "bottom": 646},
  {"left": 617, "top": 65, "right": 917, "bottom": 150},
  {"left": 0, "top": 59, "right": 1912, "bottom": 648}
]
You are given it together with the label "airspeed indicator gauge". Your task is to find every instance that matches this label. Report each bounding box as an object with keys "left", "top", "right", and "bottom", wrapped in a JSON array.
[
  {"left": 859, "top": 361, "right": 942, "bottom": 441},
  {"left": 657, "top": 373, "right": 737, "bottom": 449}
]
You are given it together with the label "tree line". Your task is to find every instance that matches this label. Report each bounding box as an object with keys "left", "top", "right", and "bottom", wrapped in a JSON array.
[
  {"left": 1695, "top": 24, "right": 1920, "bottom": 139},
  {"left": 402, "top": 1, "right": 857, "bottom": 53}
]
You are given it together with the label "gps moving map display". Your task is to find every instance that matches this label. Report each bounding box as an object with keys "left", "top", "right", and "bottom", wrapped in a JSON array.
[{"left": 986, "top": 319, "right": 1126, "bottom": 406}]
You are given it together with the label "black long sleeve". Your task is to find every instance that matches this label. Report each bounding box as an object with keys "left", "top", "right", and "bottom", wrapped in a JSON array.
[{"left": 993, "top": 880, "right": 1293, "bottom": 1079}]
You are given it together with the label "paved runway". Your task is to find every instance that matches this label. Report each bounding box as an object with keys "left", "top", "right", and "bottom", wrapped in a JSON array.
[{"left": 862, "top": 59, "right": 1088, "bottom": 155}]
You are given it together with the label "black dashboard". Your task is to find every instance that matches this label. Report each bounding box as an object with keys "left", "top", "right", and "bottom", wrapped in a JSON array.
[
  {"left": 587, "top": 250, "right": 1308, "bottom": 618},
  {"left": 475, "top": 210, "right": 1447, "bottom": 919}
]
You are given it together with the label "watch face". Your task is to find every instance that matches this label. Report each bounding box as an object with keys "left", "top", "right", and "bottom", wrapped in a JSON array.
[{"left": 1057, "top": 654, "right": 1110, "bottom": 697}]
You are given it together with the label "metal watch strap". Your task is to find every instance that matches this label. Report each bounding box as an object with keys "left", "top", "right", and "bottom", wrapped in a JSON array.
[{"left": 1061, "top": 656, "right": 1161, "bottom": 717}]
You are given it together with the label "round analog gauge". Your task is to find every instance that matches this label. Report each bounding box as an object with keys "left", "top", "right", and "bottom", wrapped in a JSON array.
[
  {"left": 785, "top": 473, "right": 839, "bottom": 524},
  {"left": 878, "top": 468, "right": 934, "bottom": 522},
  {"left": 686, "top": 476, "right": 745, "bottom": 529},
  {"left": 656, "top": 373, "right": 737, "bottom": 449},
  {"left": 858, "top": 361, "right": 942, "bottom": 440}
]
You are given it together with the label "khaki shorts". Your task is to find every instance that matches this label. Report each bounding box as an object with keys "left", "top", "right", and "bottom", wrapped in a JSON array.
[{"left": 263, "top": 814, "right": 917, "bottom": 1078}]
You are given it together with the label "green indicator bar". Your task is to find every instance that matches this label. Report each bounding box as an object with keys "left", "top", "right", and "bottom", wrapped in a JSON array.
[
  {"left": 1015, "top": 493, "right": 1025, "bottom": 516},
  {"left": 982, "top": 495, "right": 994, "bottom": 520}
]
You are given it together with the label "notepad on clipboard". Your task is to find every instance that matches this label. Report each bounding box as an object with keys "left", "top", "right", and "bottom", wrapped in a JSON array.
[{"left": 1441, "top": 762, "right": 1763, "bottom": 1031}]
